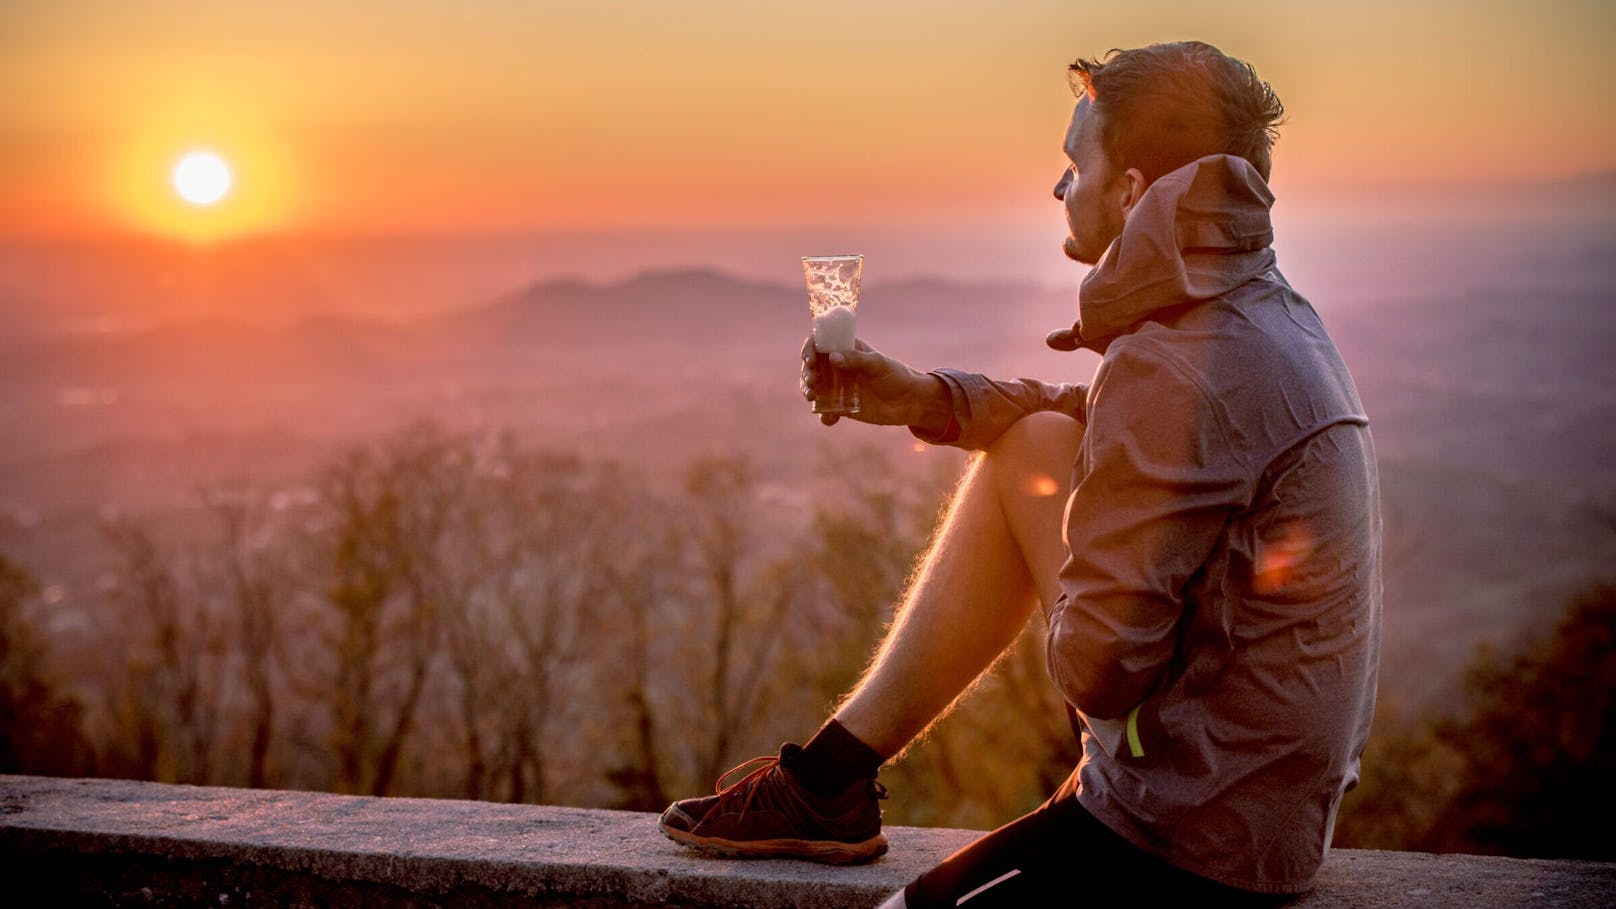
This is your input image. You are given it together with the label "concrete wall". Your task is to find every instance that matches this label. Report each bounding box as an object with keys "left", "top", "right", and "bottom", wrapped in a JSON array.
[{"left": 3, "top": 775, "right": 1611, "bottom": 908}]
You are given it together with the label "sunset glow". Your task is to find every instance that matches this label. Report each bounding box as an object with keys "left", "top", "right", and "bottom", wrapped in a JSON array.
[{"left": 2, "top": 1, "right": 1611, "bottom": 243}]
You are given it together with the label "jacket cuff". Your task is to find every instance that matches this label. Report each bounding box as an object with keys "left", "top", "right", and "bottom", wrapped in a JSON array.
[
  {"left": 908, "top": 371, "right": 968, "bottom": 446},
  {"left": 934, "top": 368, "right": 1001, "bottom": 451}
]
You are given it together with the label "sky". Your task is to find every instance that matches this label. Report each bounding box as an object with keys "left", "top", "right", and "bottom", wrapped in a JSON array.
[{"left": 4, "top": 0, "right": 1615, "bottom": 245}]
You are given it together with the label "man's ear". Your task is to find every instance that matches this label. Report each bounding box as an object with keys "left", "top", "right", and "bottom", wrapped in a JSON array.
[{"left": 1119, "top": 168, "right": 1146, "bottom": 218}]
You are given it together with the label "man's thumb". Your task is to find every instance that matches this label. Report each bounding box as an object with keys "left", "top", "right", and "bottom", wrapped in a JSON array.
[{"left": 828, "top": 348, "right": 873, "bottom": 371}]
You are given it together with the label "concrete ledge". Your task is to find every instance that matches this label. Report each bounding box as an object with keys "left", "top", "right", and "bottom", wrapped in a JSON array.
[{"left": 3, "top": 775, "right": 1612, "bottom": 908}]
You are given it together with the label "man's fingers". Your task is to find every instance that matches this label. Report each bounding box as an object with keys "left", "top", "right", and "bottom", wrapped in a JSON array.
[
  {"left": 828, "top": 348, "right": 873, "bottom": 372},
  {"left": 832, "top": 348, "right": 889, "bottom": 378},
  {"left": 804, "top": 335, "right": 870, "bottom": 426}
]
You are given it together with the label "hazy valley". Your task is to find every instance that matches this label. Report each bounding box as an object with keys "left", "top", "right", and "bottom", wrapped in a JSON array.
[{"left": 2, "top": 223, "right": 1614, "bottom": 724}]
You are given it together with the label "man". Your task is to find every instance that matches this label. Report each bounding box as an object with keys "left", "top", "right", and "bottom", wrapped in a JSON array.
[{"left": 660, "top": 41, "right": 1380, "bottom": 906}]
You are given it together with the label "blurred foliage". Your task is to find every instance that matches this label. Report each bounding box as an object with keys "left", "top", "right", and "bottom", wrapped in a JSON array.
[
  {"left": 0, "top": 551, "right": 92, "bottom": 774},
  {"left": 1335, "top": 583, "right": 1616, "bottom": 859}
]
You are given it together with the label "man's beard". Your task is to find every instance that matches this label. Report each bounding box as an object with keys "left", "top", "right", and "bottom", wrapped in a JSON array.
[{"left": 1063, "top": 233, "right": 1099, "bottom": 266}]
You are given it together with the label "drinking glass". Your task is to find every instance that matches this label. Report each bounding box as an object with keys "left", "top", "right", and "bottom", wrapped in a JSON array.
[{"left": 802, "top": 255, "right": 862, "bottom": 416}]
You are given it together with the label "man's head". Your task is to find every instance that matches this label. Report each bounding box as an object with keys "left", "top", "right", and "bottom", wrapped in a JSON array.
[{"left": 1056, "top": 41, "right": 1285, "bottom": 264}]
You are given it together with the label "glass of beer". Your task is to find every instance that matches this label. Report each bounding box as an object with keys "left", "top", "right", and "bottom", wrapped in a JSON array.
[{"left": 802, "top": 255, "right": 862, "bottom": 416}]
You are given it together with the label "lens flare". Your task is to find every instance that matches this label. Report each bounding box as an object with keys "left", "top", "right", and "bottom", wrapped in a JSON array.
[
  {"left": 1026, "top": 475, "right": 1061, "bottom": 497},
  {"left": 1254, "top": 522, "right": 1316, "bottom": 596}
]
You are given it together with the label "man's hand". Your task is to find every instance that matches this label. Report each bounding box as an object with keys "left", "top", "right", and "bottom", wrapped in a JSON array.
[{"left": 799, "top": 337, "right": 953, "bottom": 433}]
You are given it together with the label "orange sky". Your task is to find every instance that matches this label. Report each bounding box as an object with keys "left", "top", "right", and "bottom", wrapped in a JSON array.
[{"left": 3, "top": 1, "right": 1614, "bottom": 242}]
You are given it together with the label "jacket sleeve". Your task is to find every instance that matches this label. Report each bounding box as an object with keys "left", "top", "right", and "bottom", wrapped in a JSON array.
[
  {"left": 909, "top": 368, "right": 1088, "bottom": 450},
  {"left": 1046, "top": 341, "right": 1253, "bottom": 719}
]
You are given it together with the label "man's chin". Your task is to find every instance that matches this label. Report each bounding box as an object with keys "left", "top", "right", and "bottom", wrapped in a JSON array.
[{"left": 1062, "top": 236, "right": 1098, "bottom": 266}]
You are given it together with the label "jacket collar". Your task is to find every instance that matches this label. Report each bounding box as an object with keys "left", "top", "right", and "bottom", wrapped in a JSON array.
[{"left": 1048, "top": 154, "right": 1277, "bottom": 354}]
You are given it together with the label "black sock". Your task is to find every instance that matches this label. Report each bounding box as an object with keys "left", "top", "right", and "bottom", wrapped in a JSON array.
[{"left": 793, "top": 719, "right": 886, "bottom": 798}]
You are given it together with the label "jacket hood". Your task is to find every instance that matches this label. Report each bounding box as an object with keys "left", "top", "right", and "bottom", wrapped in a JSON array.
[{"left": 1048, "top": 154, "right": 1277, "bottom": 353}]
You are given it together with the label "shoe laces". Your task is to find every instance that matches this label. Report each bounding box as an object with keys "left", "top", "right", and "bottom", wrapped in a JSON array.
[
  {"left": 714, "top": 754, "right": 778, "bottom": 796},
  {"left": 711, "top": 754, "right": 784, "bottom": 819},
  {"left": 709, "top": 750, "right": 888, "bottom": 822}
]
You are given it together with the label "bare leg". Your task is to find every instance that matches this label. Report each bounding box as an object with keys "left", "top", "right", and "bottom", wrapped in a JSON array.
[{"left": 834, "top": 412, "right": 1083, "bottom": 759}]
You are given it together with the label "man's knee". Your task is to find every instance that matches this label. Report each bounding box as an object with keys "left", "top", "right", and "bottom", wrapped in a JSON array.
[{"left": 982, "top": 412, "right": 1083, "bottom": 473}]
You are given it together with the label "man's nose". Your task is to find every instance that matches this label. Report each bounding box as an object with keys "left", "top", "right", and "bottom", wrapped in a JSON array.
[{"left": 1053, "top": 170, "right": 1072, "bottom": 201}]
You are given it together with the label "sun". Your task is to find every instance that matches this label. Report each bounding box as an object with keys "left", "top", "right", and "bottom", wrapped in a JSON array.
[
  {"left": 171, "top": 150, "right": 233, "bottom": 206},
  {"left": 109, "top": 94, "right": 293, "bottom": 239}
]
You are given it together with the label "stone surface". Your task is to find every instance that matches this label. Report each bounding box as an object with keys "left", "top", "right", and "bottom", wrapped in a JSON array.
[{"left": 2, "top": 775, "right": 1612, "bottom": 908}]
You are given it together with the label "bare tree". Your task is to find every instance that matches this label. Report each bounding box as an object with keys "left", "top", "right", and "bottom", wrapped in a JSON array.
[
  {"left": 596, "top": 482, "right": 682, "bottom": 811},
  {"left": 202, "top": 484, "right": 287, "bottom": 788},
  {"left": 102, "top": 518, "right": 219, "bottom": 784},
  {"left": 487, "top": 449, "right": 625, "bottom": 804},
  {"left": 679, "top": 454, "right": 806, "bottom": 785},
  {"left": 317, "top": 426, "right": 457, "bottom": 796}
]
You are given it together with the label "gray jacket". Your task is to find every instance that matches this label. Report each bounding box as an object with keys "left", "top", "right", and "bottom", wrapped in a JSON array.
[{"left": 917, "top": 154, "right": 1381, "bottom": 894}]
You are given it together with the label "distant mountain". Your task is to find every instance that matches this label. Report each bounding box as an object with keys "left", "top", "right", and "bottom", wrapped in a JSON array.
[
  {"left": 0, "top": 267, "right": 1083, "bottom": 384},
  {"left": 6, "top": 261, "right": 1612, "bottom": 488},
  {"left": 419, "top": 268, "right": 804, "bottom": 360}
]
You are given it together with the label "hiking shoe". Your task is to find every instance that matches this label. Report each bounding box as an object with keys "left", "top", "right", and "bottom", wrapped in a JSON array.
[{"left": 658, "top": 742, "right": 888, "bottom": 864}]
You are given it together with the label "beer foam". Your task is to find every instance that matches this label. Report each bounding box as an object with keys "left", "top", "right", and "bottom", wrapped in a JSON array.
[{"left": 813, "top": 304, "right": 857, "bottom": 353}]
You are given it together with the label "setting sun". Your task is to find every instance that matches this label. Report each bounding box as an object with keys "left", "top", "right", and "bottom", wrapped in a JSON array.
[
  {"left": 172, "top": 151, "right": 232, "bottom": 206},
  {"left": 94, "top": 89, "right": 297, "bottom": 242}
]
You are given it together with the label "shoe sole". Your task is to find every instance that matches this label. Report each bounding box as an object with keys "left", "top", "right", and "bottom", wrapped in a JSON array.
[{"left": 659, "top": 818, "right": 888, "bottom": 865}]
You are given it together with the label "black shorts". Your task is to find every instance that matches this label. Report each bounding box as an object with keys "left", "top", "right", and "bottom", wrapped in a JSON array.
[{"left": 902, "top": 772, "right": 1295, "bottom": 908}]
